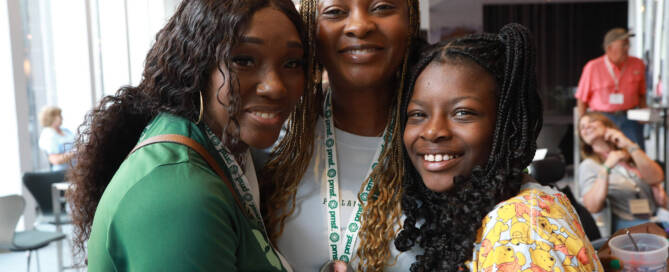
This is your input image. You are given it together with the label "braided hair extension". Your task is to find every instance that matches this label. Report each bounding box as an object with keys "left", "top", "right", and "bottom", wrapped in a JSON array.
[
  {"left": 394, "top": 23, "right": 543, "bottom": 271},
  {"left": 67, "top": 0, "right": 305, "bottom": 263},
  {"left": 259, "top": 0, "right": 323, "bottom": 244},
  {"left": 260, "top": 1, "right": 421, "bottom": 270}
]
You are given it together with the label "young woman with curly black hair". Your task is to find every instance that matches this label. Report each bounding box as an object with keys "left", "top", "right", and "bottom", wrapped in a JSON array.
[
  {"left": 395, "top": 23, "right": 604, "bottom": 271},
  {"left": 68, "top": 0, "right": 307, "bottom": 270}
]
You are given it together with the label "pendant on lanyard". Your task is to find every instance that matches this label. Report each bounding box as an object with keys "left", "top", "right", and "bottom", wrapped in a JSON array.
[
  {"left": 615, "top": 166, "right": 653, "bottom": 216},
  {"left": 321, "top": 89, "right": 392, "bottom": 264},
  {"left": 319, "top": 260, "right": 355, "bottom": 272}
]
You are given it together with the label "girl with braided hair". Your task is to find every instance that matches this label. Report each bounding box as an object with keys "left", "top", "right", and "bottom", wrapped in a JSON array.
[
  {"left": 68, "top": 0, "right": 306, "bottom": 270},
  {"left": 260, "top": 0, "right": 423, "bottom": 271},
  {"left": 396, "top": 23, "right": 603, "bottom": 271}
]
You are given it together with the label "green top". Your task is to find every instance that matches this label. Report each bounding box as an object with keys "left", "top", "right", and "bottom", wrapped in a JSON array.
[{"left": 87, "top": 113, "right": 286, "bottom": 272}]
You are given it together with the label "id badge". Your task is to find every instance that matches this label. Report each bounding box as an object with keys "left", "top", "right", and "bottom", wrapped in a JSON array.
[
  {"left": 628, "top": 198, "right": 652, "bottom": 215},
  {"left": 609, "top": 93, "right": 624, "bottom": 105}
]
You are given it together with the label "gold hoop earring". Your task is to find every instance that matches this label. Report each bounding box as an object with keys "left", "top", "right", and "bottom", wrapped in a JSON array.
[{"left": 195, "top": 91, "right": 204, "bottom": 124}]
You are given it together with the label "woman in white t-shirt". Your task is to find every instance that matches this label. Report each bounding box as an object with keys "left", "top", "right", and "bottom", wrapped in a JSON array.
[
  {"left": 38, "top": 106, "right": 75, "bottom": 171},
  {"left": 260, "top": 0, "right": 422, "bottom": 271}
]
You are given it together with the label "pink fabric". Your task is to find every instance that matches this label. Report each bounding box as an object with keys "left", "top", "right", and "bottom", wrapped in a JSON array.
[{"left": 575, "top": 55, "right": 646, "bottom": 112}]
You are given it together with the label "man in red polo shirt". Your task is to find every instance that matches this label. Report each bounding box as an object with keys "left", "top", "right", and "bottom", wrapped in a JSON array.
[{"left": 575, "top": 28, "right": 647, "bottom": 150}]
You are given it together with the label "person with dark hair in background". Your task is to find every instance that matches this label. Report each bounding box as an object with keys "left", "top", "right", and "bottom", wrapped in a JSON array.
[
  {"left": 38, "top": 106, "right": 75, "bottom": 171},
  {"left": 68, "top": 0, "right": 307, "bottom": 270},
  {"left": 577, "top": 112, "right": 667, "bottom": 232},
  {"left": 260, "top": 0, "right": 423, "bottom": 271},
  {"left": 575, "top": 28, "right": 647, "bottom": 150},
  {"left": 395, "top": 24, "right": 603, "bottom": 271}
]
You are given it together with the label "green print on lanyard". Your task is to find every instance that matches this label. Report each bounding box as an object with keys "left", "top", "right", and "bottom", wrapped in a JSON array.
[
  {"left": 321, "top": 90, "right": 393, "bottom": 264},
  {"left": 204, "top": 125, "right": 290, "bottom": 270},
  {"left": 203, "top": 126, "right": 266, "bottom": 233}
]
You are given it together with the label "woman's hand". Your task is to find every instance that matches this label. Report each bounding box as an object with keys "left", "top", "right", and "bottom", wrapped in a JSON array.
[
  {"left": 603, "top": 150, "right": 628, "bottom": 168},
  {"left": 603, "top": 128, "right": 664, "bottom": 185},
  {"left": 604, "top": 128, "right": 634, "bottom": 149}
]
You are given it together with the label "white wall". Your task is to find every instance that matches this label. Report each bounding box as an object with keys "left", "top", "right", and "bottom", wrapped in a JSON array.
[
  {"left": 1, "top": 0, "right": 29, "bottom": 197},
  {"left": 97, "top": 1, "right": 131, "bottom": 96},
  {"left": 95, "top": 0, "right": 177, "bottom": 95},
  {"left": 419, "top": 0, "right": 429, "bottom": 31},
  {"left": 2, "top": 0, "right": 37, "bottom": 229},
  {"left": 49, "top": 1, "right": 93, "bottom": 132}
]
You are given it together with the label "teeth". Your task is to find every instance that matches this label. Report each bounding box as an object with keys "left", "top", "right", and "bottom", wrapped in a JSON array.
[
  {"left": 252, "top": 112, "right": 277, "bottom": 119},
  {"left": 347, "top": 48, "right": 377, "bottom": 55},
  {"left": 423, "top": 153, "right": 459, "bottom": 162}
]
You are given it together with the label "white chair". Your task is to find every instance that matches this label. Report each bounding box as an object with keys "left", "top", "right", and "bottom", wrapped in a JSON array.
[{"left": 0, "top": 194, "right": 66, "bottom": 272}]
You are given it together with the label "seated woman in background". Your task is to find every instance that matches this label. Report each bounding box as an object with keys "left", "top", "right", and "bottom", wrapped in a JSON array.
[
  {"left": 38, "top": 106, "right": 75, "bottom": 171},
  {"left": 68, "top": 0, "right": 306, "bottom": 270},
  {"left": 578, "top": 112, "right": 666, "bottom": 231},
  {"left": 395, "top": 23, "right": 603, "bottom": 271}
]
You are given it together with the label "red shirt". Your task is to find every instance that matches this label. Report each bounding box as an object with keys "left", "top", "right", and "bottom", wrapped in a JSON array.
[{"left": 575, "top": 55, "right": 646, "bottom": 112}]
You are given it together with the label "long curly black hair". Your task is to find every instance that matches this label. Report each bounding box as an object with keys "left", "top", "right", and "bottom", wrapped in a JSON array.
[
  {"left": 394, "top": 23, "right": 543, "bottom": 271},
  {"left": 67, "top": 0, "right": 305, "bottom": 262}
]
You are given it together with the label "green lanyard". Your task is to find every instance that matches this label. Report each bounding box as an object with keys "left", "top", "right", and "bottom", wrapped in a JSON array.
[
  {"left": 204, "top": 126, "right": 266, "bottom": 232},
  {"left": 321, "top": 90, "right": 392, "bottom": 263}
]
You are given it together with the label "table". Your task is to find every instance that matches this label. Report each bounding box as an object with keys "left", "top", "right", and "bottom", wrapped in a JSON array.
[{"left": 51, "top": 182, "right": 77, "bottom": 272}]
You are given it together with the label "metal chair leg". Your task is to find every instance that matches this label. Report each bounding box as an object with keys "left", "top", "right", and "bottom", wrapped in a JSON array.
[
  {"left": 26, "top": 250, "right": 32, "bottom": 272},
  {"left": 35, "top": 250, "right": 41, "bottom": 272},
  {"left": 56, "top": 239, "right": 63, "bottom": 272}
]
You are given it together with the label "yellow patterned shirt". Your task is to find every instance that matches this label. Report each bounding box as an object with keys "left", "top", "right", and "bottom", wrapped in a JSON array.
[{"left": 467, "top": 182, "right": 604, "bottom": 272}]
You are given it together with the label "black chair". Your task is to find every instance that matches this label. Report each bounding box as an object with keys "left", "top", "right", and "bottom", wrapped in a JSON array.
[
  {"left": 529, "top": 156, "right": 607, "bottom": 249},
  {"left": 22, "top": 170, "right": 72, "bottom": 225},
  {"left": 0, "top": 195, "right": 66, "bottom": 272}
]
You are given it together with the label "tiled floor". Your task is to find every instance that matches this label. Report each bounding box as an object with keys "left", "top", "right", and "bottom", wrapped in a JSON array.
[{"left": 0, "top": 224, "right": 84, "bottom": 272}]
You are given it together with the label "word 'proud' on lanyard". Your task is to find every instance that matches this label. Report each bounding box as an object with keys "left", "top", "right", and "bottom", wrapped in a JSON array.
[
  {"left": 204, "top": 126, "right": 267, "bottom": 234},
  {"left": 321, "top": 90, "right": 391, "bottom": 263},
  {"left": 205, "top": 126, "right": 294, "bottom": 272}
]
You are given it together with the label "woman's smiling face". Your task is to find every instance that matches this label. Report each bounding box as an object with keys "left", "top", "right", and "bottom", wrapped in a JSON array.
[
  {"left": 578, "top": 116, "right": 607, "bottom": 146},
  {"left": 206, "top": 7, "right": 305, "bottom": 149},
  {"left": 316, "top": 0, "right": 409, "bottom": 89},
  {"left": 403, "top": 61, "right": 497, "bottom": 193}
]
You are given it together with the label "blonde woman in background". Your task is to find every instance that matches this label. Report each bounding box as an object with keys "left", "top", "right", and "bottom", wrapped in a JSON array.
[
  {"left": 38, "top": 106, "right": 75, "bottom": 171},
  {"left": 578, "top": 112, "right": 668, "bottom": 231}
]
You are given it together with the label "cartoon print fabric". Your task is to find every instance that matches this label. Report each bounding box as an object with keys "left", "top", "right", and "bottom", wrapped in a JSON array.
[{"left": 468, "top": 184, "right": 603, "bottom": 272}]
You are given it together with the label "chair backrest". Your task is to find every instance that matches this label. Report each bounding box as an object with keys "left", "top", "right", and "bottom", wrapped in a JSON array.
[
  {"left": 528, "top": 156, "right": 566, "bottom": 186},
  {"left": 22, "top": 170, "right": 67, "bottom": 215},
  {"left": 0, "top": 195, "right": 25, "bottom": 248}
]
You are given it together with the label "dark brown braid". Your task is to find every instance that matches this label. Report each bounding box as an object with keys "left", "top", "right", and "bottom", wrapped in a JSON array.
[{"left": 394, "top": 23, "right": 543, "bottom": 271}]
